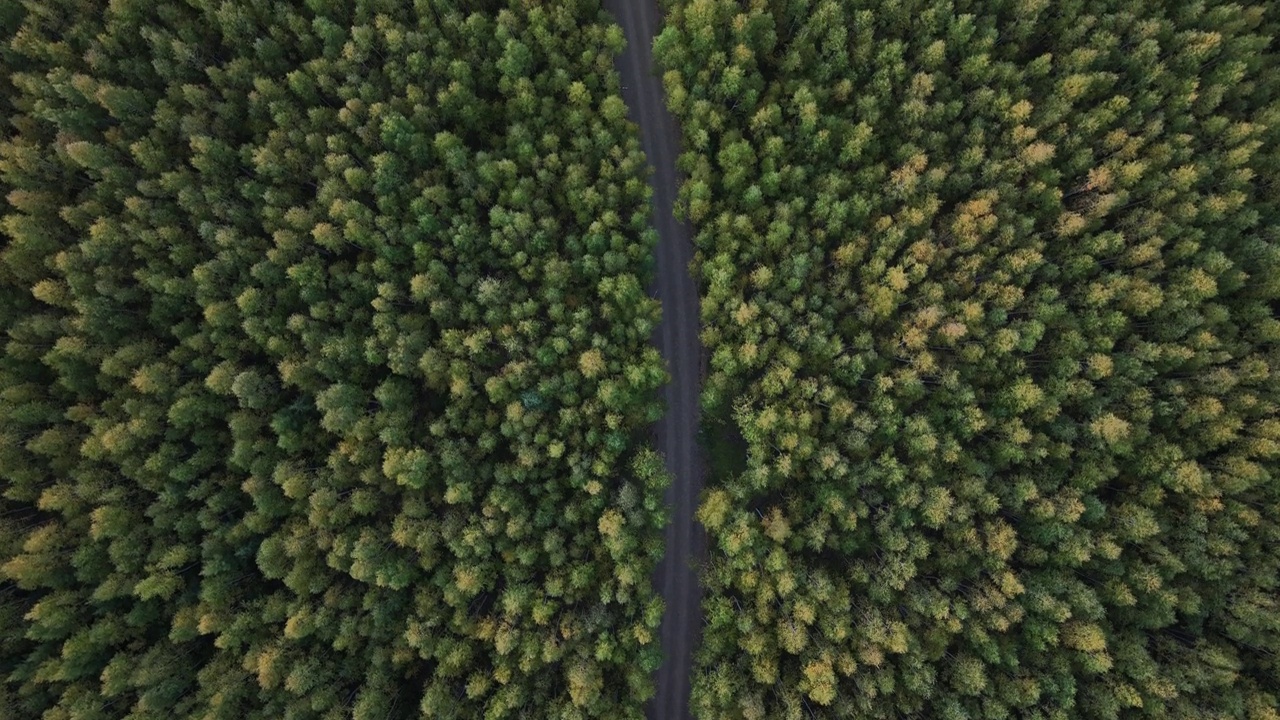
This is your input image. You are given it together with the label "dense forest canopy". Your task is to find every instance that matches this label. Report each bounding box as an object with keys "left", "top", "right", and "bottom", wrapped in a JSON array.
[
  {"left": 0, "top": 1, "right": 668, "bottom": 718},
  {"left": 657, "top": 0, "right": 1280, "bottom": 718},
  {"left": 5, "top": 0, "right": 1280, "bottom": 718}
]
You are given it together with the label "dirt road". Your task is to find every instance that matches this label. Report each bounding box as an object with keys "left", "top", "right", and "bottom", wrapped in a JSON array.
[{"left": 602, "top": 1, "right": 705, "bottom": 718}]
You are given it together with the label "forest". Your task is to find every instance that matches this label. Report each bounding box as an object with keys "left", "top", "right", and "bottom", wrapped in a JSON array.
[
  {"left": 0, "top": 1, "right": 669, "bottom": 718},
  {"left": 657, "top": 0, "right": 1280, "bottom": 718},
  {"left": 4, "top": 0, "right": 1280, "bottom": 719}
]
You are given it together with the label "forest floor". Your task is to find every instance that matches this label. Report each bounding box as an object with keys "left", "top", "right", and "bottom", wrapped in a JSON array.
[{"left": 603, "top": 1, "right": 706, "bottom": 718}]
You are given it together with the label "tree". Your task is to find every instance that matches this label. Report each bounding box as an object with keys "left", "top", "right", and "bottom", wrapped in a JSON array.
[
  {"left": 0, "top": 1, "right": 669, "bottom": 717},
  {"left": 659, "top": 0, "right": 1280, "bottom": 716}
]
